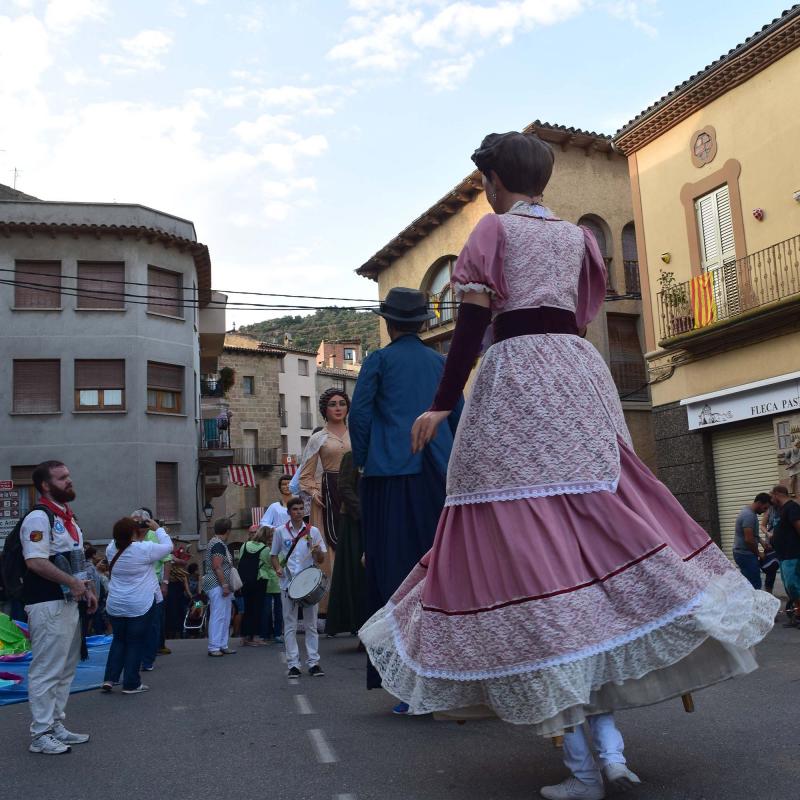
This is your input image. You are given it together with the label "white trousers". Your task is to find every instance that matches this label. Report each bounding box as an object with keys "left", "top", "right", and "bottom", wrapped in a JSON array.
[
  {"left": 563, "top": 713, "right": 626, "bottom": 784},
  {"left": 281, "top": 591, "right": 319, "bottom": 669},
  {"left": 26, "top": 600, "right": 81, "bottom": 737},
  {"left": 207, "top": 586, "right": 232, "bottom": 652}
]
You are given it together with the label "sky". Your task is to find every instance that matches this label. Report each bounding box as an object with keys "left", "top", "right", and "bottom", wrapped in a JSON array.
[{"left": 0, "top": 0, "right": 790, "bottom": 327}]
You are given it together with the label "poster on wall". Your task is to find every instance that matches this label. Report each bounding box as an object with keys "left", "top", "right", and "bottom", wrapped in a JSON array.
[{"left": 775, "top": 414, "right": 800, "bottom": 495}]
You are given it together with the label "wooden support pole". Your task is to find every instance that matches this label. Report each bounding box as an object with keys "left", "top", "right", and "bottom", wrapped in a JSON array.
[{"left": 681, "top": 693, "right": 695, "bottom": 713}]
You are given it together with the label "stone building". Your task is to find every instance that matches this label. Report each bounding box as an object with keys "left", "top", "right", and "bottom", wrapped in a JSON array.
[
  {"left": 613, "top": 7, "right": 800, "bottom": 553},
  {"left": 357, "top": 120, "right": 656, "bottom": 470},
  {"left": 316, "top": 338, "right": 362, "bottom": 371},
  {"left": 0, "top": 188, "right": 226, "bottom": 543}
]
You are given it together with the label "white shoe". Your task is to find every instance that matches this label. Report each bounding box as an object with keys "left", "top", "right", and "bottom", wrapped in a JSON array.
[
  {"left": 602, "top": 763, "right": 641, "bottom": 792},
  {"left": 540, "top": 777, "right": 605, "bottom": 800},
  {"left": 29, "top": 733, "right": 71, "bottom": 755},
  {"left": 121, "top": 684, "right": 149, "bottom": 694},
  {"left": 52, "top": 721, "right": 90, "bottom": 744}
]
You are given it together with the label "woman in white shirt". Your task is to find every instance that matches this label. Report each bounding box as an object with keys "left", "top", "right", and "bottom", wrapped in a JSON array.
[{"left": 102, "top": 516, "right": 173, "bottom": 694}]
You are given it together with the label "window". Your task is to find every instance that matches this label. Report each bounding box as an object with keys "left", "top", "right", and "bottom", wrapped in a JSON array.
[
  {"left": 13, "top": 360, "right": 60, "bottom": 413},
  {"left": 621, "top": 222, "right": 640, "bottom": 295},
  {"left": 10, "top": 466, "right": 37, "bottom": 519},
  {"left": 777, "top": 421, "right": 792, "bottom": 452},
  {"left": 695, "top": 184, "right": 739, "bottom": 316},
  {"left": 242, "top": 376, "right": 255, "bottom": 395},
  {"left": 343, "top": 348, "right": 355, "bottom": 362},
  {"left": 300, "top": 395, "right": 313, "bottom": 429},
  {"left": 74, "top": 360, "right": 125, "bottom": 410},
  {"left": 426, "top": 258, "right": 455, "bottom": 328},
  {"left": 607, "top": 315, "right": 648, "bottom": 402},
  {"left": 14, "top": 260, "right": 61, "bottom": 309},
  {"left": 298, "top": 359, "right": 309, "bottom": 376},
  {"left": 279, "top": 358, "right": 285, "bottom": 374},
  {"left": 147, "top": 361, "right": 184, "bottom": 414},
  {"left": 281, "top": 435, "right": 288, "bottom": 456},
  {"left": 155, "top": 462, "right": 179, "bottom": 522},
  {"left": 301, "top": 436, "right": 309, "bottom": 451},
  {"left": 147, "top": 266, "right": 183, "bottom": 318},
  {"left": 76, "top": 262, "right": 125, "bottom": 309},
  {"left": 279, "top": 393, "right": 287, "bottom": 427}
]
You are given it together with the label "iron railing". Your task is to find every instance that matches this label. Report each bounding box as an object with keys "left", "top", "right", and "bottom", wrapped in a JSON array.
[
  {"left": 233, "top": 447, "right": 279, "bottom": 467},
  {"left": 200, "top": 378, "right": 223, "bottom": 397},
  {"left": 425, "top": 287, "right": 457, "bottom": 330},
  {"left": 201, "top": 418, "right": 230, "bottom": 449},
  {"left": 623, "top": 260, "right": 641, "bottom": 296},
  {"left": 300, "top": 412, "right": 314, "bottom": 430},
  {"left": 656, "top": 234, "right": 800, "bottom": 341}
]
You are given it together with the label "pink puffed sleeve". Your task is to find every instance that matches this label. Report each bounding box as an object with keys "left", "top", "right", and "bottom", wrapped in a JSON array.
[
  {"left": 576, "top": 226, "right": 608, "bottom": 328},
  {"left": 451, "top": 214, "right": 508, "bottom": 310}
]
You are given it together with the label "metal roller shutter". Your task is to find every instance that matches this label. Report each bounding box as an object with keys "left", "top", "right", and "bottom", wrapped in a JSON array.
[{"left": 712, "top": 421, "right": 777, "bottom": 557}]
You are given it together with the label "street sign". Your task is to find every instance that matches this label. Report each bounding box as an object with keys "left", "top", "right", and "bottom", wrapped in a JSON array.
[
  {"left": 0, "top": 480, "right": 13, "bottom": 490},
  {"left": 0, "top": 489, "right": 20, "bottom": 535}
]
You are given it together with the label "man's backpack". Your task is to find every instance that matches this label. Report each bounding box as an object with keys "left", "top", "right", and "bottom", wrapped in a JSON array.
[
  {"left": 237, "top": 544, "right": 266, "bottom": 586},
  {"left": 1, "top": 505, "right": 55, "bottom": 600}
]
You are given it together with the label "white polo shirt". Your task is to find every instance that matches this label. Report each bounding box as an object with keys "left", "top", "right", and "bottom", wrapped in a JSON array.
[{"left": 270, "top": 521, "right": 326, "bottom": 591}]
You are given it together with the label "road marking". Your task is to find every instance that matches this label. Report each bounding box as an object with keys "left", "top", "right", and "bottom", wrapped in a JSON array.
[
  {"left": 295, "top": 694, "right": 314, "bottom": 715},
  {"left": 334, "top": 795, "right": 356, "bottom": 800},
  {"left": 308, "top": 728, "right": 338, "bottom": 763}
]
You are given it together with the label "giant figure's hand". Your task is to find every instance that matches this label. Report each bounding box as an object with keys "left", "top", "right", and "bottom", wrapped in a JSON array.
[{"left": 411, "top": 410, "right": 450, "bottom": 454}]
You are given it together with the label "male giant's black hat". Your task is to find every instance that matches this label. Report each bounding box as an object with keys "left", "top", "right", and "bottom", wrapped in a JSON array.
[{"left": 374, "top": 287, "right": 435, "bottom": 323}]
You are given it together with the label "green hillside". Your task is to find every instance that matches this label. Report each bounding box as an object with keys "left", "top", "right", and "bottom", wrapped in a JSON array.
[{"left": 239, "top": 308, "right": 381, "bottom": 354}]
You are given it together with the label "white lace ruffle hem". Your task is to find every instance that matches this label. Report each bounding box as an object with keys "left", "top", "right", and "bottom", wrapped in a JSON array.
[{"left": 359, "top": 571, "right": 778, "bottom": 735}]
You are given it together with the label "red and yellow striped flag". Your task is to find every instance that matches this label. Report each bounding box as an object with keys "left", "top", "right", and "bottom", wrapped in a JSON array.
[{"left": 690, "top": 272, "right": 717, "bottom": 329}]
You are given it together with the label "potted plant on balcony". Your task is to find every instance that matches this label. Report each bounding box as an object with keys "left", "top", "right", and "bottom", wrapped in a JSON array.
[
  {"left": 657, "top": 270, "right": 693, "bottom": 336},
  {"left": 219, "top": 366, "right": 235, "bottom": 395}
]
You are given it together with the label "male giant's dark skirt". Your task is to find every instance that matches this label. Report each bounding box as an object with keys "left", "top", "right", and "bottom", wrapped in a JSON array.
[{"left": 360, "top": 449, "right": 446, "bottom": 689}]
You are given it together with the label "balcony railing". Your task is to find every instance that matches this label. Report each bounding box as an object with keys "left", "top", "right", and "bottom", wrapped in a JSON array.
[
  {"left": 300, "top": 412, "right": 314, "bottom": 430},
  {"left": 623, "top": 260, "right": 641, "bottom": 296},
  {"left": 425, "top": 287, "right": 456, "bottom": 331},
  {"left": 656, "top": 234, "right": 800, "bottom": 341},
  {"left": 201, "top": 418, "right": 230, "bottom": 449},
  {"left": 233, "top": 447, "right": 279, "bottom": 467},
  {"left": 200, "top": 378, "right": 223, "bottom": 398}
]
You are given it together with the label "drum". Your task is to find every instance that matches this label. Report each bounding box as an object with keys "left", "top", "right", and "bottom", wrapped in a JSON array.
[{"left": 287, "top": 566, "right": 329, "bottom": 607}]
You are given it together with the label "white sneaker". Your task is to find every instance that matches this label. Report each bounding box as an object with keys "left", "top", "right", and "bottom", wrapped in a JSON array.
[
  {"left": 540, "top": 777, "right": 605, "bottom": 800},
  {"left": 52, "top": 721, "right": 90, "bottom": 744},
  {"left": 121, "top": 684, "right": 149, "bottom": 694},
  {"left": 602, "top": 763, "right": 641, "bottom": 792},
  {"left": 29, "top": 733, "right": 71, "bottom": 755}
]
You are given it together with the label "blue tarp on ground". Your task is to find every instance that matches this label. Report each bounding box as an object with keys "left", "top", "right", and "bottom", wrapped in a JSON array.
[{"left": 0, "top": 635, "right": 113, "bottom": 706}]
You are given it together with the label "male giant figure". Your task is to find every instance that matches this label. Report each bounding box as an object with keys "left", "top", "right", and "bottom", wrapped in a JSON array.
[{"left": 349, "top": 287, "right": 463, "bottom": 696}]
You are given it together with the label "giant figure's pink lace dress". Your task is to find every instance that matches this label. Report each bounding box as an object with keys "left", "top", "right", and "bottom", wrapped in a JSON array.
[{"left": 359, "top": 205, "right": 778, "bottom": 735}]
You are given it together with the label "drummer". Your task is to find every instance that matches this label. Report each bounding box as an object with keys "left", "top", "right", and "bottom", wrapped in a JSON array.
[{"left": 270, "top": 497, "right": 328, "bottom": 679}]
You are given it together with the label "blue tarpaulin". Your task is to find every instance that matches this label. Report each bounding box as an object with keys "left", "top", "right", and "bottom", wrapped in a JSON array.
[{"left": 0, "top": 634, "right": 113, "bottom": 706}]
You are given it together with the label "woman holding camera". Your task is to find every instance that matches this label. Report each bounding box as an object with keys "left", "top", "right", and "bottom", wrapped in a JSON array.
[{"left": 102, "top": 517, "right": 173, "bottom": 694}]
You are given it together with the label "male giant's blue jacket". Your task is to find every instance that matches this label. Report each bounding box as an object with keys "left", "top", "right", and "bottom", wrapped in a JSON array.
[{"left": 349, "top": 334, "right": 463, "bottom": 478}]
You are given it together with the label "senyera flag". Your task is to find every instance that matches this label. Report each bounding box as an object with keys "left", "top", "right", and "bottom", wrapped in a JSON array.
[
  {"left": 228, "top": 464, "right": 256, "bottom": 488},
  {"left": 691, "top": 272, "right": 717, "bottom": 329}
]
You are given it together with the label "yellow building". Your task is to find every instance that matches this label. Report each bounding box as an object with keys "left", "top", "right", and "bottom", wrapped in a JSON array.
[
  {"left": 613, "top": 7, "right": 800, "bottom": 552},
  {"left": 357, "top": 120, "right": 656, "bottom": 469}
]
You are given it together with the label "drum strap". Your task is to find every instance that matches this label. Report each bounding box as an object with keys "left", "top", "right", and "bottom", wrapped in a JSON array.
[{"left": 284, "top": 524, "right": 309, "bottom": 564}]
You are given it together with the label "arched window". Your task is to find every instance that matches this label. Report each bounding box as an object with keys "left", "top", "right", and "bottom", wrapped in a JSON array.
[
  {"left": 578, "top": 214, "right": 612, "bottom": 292},
  {"left": 423, "top": 256, "right": 456, "bottom": 328},
  {"left": 622, "top": 221, "right": 640, "bottom": 295}
]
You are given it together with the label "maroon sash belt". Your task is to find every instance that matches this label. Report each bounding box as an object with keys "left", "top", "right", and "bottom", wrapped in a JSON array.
[{"left": 493, "top": 307, "right": 578, "bottom": 344}]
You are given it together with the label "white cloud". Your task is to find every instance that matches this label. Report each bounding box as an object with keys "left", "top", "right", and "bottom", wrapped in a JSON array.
[
  {"left": 232, "top": 113, "right": 295, "bottom": 144},
  {"left": 259, "top": 134, "right": 328, "bottom": 172},
  {"left": 0, "top": 14, "right": 52, "bottom": 92},
  {"left": 329, "top": 10, "right": 422, "bottom": 70},
  {"left": 425, "top": 52, "right": 476, "bottom": 91},
  {"left": 63, "top": 66, "right": 108, "bottom": 86},
  {"left": 101, "top": 29, "right": 174, "bottom": 73},
  {"left": 605, "top": 0, "right": 658, "bottom": 37},
  {"left": 227, "top": 7, "right": 266, "bottom": 33},
  {"left": 44, "top": 0, "right": 108, "bottom": 34}
]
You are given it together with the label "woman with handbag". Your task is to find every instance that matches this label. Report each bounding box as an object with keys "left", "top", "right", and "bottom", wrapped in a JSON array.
[{"left": 203, "top": 518, "right": 240, "bottom": 657}]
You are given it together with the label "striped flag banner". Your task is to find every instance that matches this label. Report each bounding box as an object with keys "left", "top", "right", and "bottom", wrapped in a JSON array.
[
  {"left": 282, "top": 455, "right": 299, "bottom": 476},
  {"left": 690, "top": 272, "right": 717, "bottom": 329},
  {"left": 228, "top": 464, "right": 256, "bottom": 487}
]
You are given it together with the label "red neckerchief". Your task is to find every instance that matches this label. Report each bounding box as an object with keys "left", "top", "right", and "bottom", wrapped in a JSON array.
[
  {"left": 285, "top": 520, "right": 309, "bottom": 545},
  {"left": 38, "top": 496, "right": 80, "bottom": 544}
]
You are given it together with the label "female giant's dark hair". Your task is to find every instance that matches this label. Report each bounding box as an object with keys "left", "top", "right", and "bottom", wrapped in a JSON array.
[
  {"left": 471, "top": 131, "right": 555, "bottom": 196},
  {"left": 319, "top": 387, "right": 351, "bottom": 421}
]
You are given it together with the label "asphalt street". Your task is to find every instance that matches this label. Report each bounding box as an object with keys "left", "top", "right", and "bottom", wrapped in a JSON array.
[{"left": 1, "top": 625, "right": 798, "bottom": 800}]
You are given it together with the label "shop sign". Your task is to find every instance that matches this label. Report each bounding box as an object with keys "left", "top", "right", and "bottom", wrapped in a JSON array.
[{"left": 682, "top": 371, "right": 800, "bottom": 431}]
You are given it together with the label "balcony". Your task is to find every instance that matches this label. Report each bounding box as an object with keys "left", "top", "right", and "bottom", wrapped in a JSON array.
[
  {"left": 201, "top": 418, "right": 233, "bottom": 459},
  {"left": 233, "top": 448, "right": 279, "bottom": 468},
  {"left": 201, "top": 378, "right": 224, "bottom": 398},
  {"left": 425, "top": 287, "right": 456, "bottom": 331},
  {"left": 656, "top": 234, "right": 800, "bottom": 344},
  {"left": 300, "top": 412, "right": 314, "bottom": 430},
  {"left": 623, "top": 260, "right": 641, "bottom": 296}
]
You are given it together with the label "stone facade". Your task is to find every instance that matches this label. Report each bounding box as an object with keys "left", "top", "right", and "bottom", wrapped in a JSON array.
[{"left": 317, "top": 338, "right": 362, "bottom": 370}]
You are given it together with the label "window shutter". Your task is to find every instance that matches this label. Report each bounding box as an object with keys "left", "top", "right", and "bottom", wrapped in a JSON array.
[
  {"left": 606, "top": 315, "right": 648, "bottom": 401},
  {"left": 155, "top": 462, "right": 179, "bottom": 521},
  {"left": 13, "top": 360, "right": 60, "bottom": 413},
  {"left": 11, "top": 466, "right": 37, "bottom": 485},
  {"left": 147, "top": 266, "right": 183, "bottom": 318},
  {"left": 696, "top": 185, "right": 739, "bottom": 316},
  {"left": 77, "top": 262, "right": 125, "bottom": 309},
  {"left": 716, "top": 186, "right": 735, "bottom": 263},
  {"left": 696, "top": 193, "right": 720, "bottom": 272},
  {"left": 15, "top": 261, "right": 61, "bottom": 309},
  {"left": 622, "top": 224, "right": 638, "bottom": 261},
  {"left": 147, "top": 361, "right": 184, "bottom": 391},
  {"left": 75, "top": 360, "right": 125, "bottom": 389}
]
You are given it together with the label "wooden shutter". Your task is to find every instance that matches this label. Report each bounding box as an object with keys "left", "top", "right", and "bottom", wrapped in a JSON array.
[
  {"left": 11, "top": 466, "right": 37, "bottom": 485},
  {"left": 147, "top": 361, "right": 184, "bottom": 391},
  {"left": 147, "top": 266, "right": 183, "bottom": 318},
  {"left": 606, "top": 315, "right": 648, "bottom": 401},
  {"left": 696, "top": 186, "right": 739, "bottom": 316},
  {"left": 155, "top": 462, "right": 179, "bottom": 521},
  {"left": 75, "top": 360, "right": 125, "bottom": 389},
  {"left": 15, "top": 261, "right": 61, "bottom": 309},
  {"left": 712, "top": 421, "right": 776, "bottom": 557},
  {"left": 13, "top": 360, "right": 60, "bottom": 413},
  {"left": 77, "top": 262, "right": 125, "bottom": 309}
]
